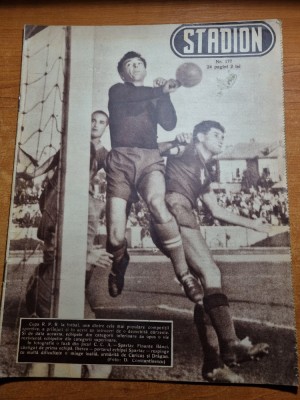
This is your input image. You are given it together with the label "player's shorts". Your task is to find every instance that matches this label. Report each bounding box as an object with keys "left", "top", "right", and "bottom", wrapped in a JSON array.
[
  {"left": 165, "top": 191, "right": 198, "bottom": 229},
  {"left": 106, "top": 147, "right": 165, "bottom": 201}
]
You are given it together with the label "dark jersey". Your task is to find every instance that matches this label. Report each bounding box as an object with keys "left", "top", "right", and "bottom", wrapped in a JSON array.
[
  {"left": 165, "top": 144, "right": 212, "bottom": 208},
  {"left": 90, "top": 144, "right": 109, "bottom": 195},
  {"left": 90, "top": 144, "right": 108, "bottom": 178},
  {"left": 108, "top": 82, "right": 177, "bottom": 149}
]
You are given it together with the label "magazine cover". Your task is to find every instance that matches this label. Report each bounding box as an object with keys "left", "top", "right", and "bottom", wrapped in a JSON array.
[{"left": 0, "top": 21, "right": 298, "bottom": 386}]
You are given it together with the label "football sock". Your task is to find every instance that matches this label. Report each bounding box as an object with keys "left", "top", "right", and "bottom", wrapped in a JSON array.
[
  {"left": 152, "top": 217, "right": 189, "bottom": 278},
  {"left": 194, "top": 303, "right": 223, "bottom": 372},
  {"left": 107, "top": 240, "right": 127, "bottom": 274},
  {"left": 203, "top": 289, "right": 238, "bottom": 348}
]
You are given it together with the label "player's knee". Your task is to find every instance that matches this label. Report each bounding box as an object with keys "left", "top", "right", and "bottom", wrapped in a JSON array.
[
  {"left": 146, "top": 194, "right": 169, "bottom": 222},
  {"left": 167, "top": 202, "right": 197, "bottom": 229},
  {"left": 167, "top": 200, "right": 182, "bottom": 217},
  {"left": 108, "top": 227, "right": 125, "bottom": 248}
]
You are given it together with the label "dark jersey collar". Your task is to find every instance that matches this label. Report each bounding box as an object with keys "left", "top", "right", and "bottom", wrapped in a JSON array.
[{"left": 184, "top": 143, "right": 209, "bottom": 167}]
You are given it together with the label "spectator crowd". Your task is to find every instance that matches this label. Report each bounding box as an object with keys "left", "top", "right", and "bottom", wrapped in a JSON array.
[
  {"left": 12, "top": 172, "right": 289, "bottom": 232},
  {"left": 198, "top": 187, "right": 289, "bottom": 227}
]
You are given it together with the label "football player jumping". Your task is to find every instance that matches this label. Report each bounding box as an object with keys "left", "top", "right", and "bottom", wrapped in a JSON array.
[
  {"left": 154, "top": 120, "right": 271, "bottom": 383},
  {"left": 105, "top": 51, "right": 202, "bottom": 302}
]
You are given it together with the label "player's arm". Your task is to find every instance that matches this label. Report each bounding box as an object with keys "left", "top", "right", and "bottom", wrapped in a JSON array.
[
  {"left": 158, "top": 141, "right": 184, "bottom": 156},
  {"left": 202, "top": 188, "right": 273, "bottom": 233},
  {"left": 17, "top": 151, "right": 60, "bottom": 180},
  {"left": 34, "top": 151, "right": 60, "bottom": 177},
  {"left": 158, "top": 133, "right": 191, "bottom": 156},
  {"left": 154, "top": 78, "right": 180, "bottom": 131}
]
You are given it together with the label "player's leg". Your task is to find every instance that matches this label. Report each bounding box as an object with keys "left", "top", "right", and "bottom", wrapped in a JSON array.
[
  {"left": 25, "top": 226, "right": 56, "bottom": 318},
  {"left": 163, "top": 192, "right": 240, "bottom": 377},
  {"left": 203, "top": 290, "right": 270, "bottom": 366},
  {"left": 183, "top": 227, "right": 269, "bottom": 366},
  {"left": 25, "top": 226, "right": 56, "bottom": 378},
  {"left": 105, "top": 149, "right": 135, "bottom": 297},
  {"left": 149, "top": 220, "right": 241, "bottom": 382},
  {"left": 165, "top": 192, "right": 222, "bottom": 288},
  {"left": 138, "top": 171, "right": 202, "bottom": 303},
  {"left": 106, "top": 196, "right": 130, "bottom": 297},
  {"left": 184, "top": 228, "right": 269, "bottom": 365},
  {"left": 166, "top": 192, "right": 269, "bottom": 366},
  {"left": 194, "top": 303, "right": 244, "bottom": 383},
  {"left": 166, "top": 191, "right": 237, "bottom": 348},
  {"left": 85, "top": 194, "right": 102, "bottom": 287},
  {"left": 194, "top": 302, "right": 221, "bottom": 375},
  {"left": 182, "top": 226, "right": 269, "bottom": 364},
  {"left": 180, "top": 226, "right": 222, "bottom": 287}
]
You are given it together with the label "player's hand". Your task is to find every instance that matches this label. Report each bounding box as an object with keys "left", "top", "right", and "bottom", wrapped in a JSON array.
[
  {"left": 162, "top": 79, "right": 181, "bottom": 94},
  {"left": 176, "top": 133, "right": 192, "bottom": 144},
  {"left": 87, "top": 247, "right": 113, "bottom": 269},
  {"left": 251, "top": 218, "right": 273, "bottom": 234},
  {"left": 153, "top": 77, "right": 167, "bottom": 87}
]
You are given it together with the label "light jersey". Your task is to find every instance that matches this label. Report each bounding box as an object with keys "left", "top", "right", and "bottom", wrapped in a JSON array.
[{"left": 165, "top": 143, "right": 212, "bottom": 208}]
